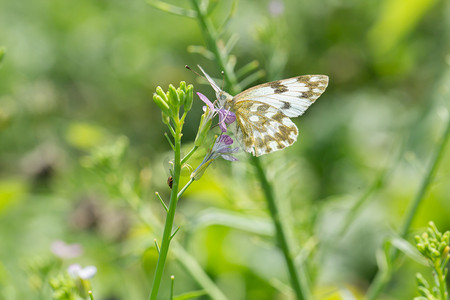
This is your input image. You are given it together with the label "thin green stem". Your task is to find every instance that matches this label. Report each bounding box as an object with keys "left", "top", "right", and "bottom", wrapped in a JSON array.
[
  {"left": 190, "top": 0, "right": 240, "bottom": 94},
  {"left": 336, "top": 141, "right": 404, "bottom": 238},
  {"left": 178, "top": 178, "right": 194, "bottom": 198},
  {"left": 250, "top": 156, "right": 307, "bottom": 300},
  {"left": 366, "top": 117, "right": 450, "bottom": 300},
  {"left": 124, "top": 193, "right": 229, "bottom": 300},
  {"left": 156, "top": 192, "right": 169, "bottom": 212},
  {"left": 399, "top": 120, "right": 450, "bottom": 239},
  {"left": 118, "top": 162, "right": 227, "bottom": 299},
  {"left": 149, "top": 123, "right": 183, "bottom": 300},
  {"left": 171, "top": 242, "right": 228, "bottom": 300},
  {"left": 191, "top": 1, "right": 308, "bottom": 297},
  {"left": 170, "top": 275, "right": 175, "bottom": 300},
  {"left": 164, "top": 132, "right": 175, "bottom": 150},
  {"left": 168, "top": 122, "right": 177, "bottom": 137},
  {"left": 435, "top": 261, "right": 448, "bottom": 299},
  {"left": 181, "top": 146, "right": 199, "bottom": 165}
]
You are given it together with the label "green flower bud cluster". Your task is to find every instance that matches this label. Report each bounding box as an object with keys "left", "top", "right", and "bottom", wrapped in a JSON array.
[
  {"left": 414, "top": 221, "right": 450, "bottom": 300},
  {"left": 49, "top": 274, "right": 78, "bottom": 300},
  {"left": 415, "top": 221, "right": 450, "bottom": 264},
  {"left": 153, "top": 82, "right": 193, "bottom": 124}
]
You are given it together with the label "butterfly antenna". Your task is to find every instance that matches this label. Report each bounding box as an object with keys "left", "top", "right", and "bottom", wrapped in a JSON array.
[
  {"left": 185, "top": 65, "right": 206, "bottom": 80},
  {"left": 221, "top": 71, "right": 225, "bottom": 91}
]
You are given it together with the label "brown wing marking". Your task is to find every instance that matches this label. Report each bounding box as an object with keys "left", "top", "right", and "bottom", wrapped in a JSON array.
[{"left": 232, "top": 101, "right": 298, "bottom": 157}]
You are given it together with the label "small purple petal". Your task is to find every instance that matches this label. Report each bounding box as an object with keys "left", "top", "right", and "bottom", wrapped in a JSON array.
[
  {"left": 197, "top": 92, "right": 214, "bottom": 111},
  {"left": 220, "top": 109, "right": 236, "bottom": 124},
  {"left": 218, "top": 146, "right": 239, "bottom": 154},
  {"left": 218, "top": 122, "right": 227, "bottom": 132},
  {"left": 218, "top": 134, "right": 233, "bottom": 145},
  {"left": 217, "top": 110, "right": 228, "bottom": 132},
  {"left": 221, "top": 154, "right": 239, "bottom": 161}
]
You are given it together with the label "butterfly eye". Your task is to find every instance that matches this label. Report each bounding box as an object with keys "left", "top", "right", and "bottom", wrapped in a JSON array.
[{"left": 220, "top": 94, "right": 227, "bottom": 101}]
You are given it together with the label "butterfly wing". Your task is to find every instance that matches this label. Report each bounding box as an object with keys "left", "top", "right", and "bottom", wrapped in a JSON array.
[
  {"left": 231, "top": 75, "right": 328, "bottom": 156},
  {"left": 232, "top": 101, "right": 298, "bottom": 156},
  {"left": 234, "top": 75, "right": 329, "bottom": 117},
  {"left": 198, "top": 65, "right": 222, "bottom": 95}
]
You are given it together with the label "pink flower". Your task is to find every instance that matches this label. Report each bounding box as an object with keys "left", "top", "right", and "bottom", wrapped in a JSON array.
[
  {"left": 191, "top": 134, "right": 239, "bottom": 180},
  {"left": 51, "top": 241, "right": 83, "bottom": 259},
  {"left": 197, "top": 92, "right": 236, "bottom": 132}
]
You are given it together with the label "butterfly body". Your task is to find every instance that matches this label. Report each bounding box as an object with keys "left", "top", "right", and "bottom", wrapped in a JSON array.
[{"left": 199, "top": 66, "right": 328, "bottom": 156}]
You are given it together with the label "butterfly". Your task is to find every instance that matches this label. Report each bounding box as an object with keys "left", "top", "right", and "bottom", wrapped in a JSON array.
[{"left": 198, "top": 66, "right": 329, "bottom": 157}]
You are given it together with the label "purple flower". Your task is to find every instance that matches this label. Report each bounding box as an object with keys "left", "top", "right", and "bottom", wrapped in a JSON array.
[
  {"left": 191, "top": 134, "right": 239, "bottom": 180},
  {"left": 197, "top": 92, "right": 236, "bottom": 132},
  {"left": 210, "top": 134, "right": 239, "bottom": 161},
  {"left": 51, "top": 241, "right": 83, "bottom": 259}
]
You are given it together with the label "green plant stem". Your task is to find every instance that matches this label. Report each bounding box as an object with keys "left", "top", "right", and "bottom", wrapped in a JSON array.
[
  {"left": 171, "top": 243, "right": 228, "bottom": 300},
  {"left": 336, "top": 142, "right": 403, "bottom": 238},
  {"left": 250, "top": 156, "right": 307, "bottom": 300},
  {"left": 366, "top": 117, "right": 450, "bottom": 300},
  {"left": 191, "top": 1, "right": 308, "bottom": 297},
  {"left": 181, "top": 146, "right": 198, "bottom": 165},
  {"left": 124, "top": 190, "right": 228, "bottom": 300},
  {"left": 178, "top": 178, "right": 194, "bottom": 198},
  {"left": 149, "top": 123, "right": 183, "bottom": 300},
  {"left": 435, "top": 260, "right": 448, "bottom": 299},
  {"left": 190, "top": 0, "right": 240, "bottom": 94}
]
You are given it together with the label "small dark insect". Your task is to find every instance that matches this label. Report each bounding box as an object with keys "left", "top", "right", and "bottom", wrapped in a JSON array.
[{"left": 167, "top": 176, "right": 173, "bottom": 189}]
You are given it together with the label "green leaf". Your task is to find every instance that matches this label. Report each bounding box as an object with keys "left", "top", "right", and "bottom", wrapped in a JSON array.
[
  {"left": 187, "top": 45, "right": 214, "bottom": 60},
  {"left": 188, "top": 208, "right": 274, "bottom": 236},
  {"left": 239, "top": 70, "right": 265, "bottom": 89},
  {"left": 391, "top": 236, "right": 429, "bottom": 265},
  {"left": 376, "top": 240, "right": 391, "bottom": 273},
  {"left": 147, "top": 0, "right": 197, "bottom": 18},
  {"left": 173, "top": 290, "right": 207, "bottom": 300},
  {"left": 236, "top": 60, "right": 260, "bottom": 79},
  {"left": 223, "top": 33, "right": 239, "bottom": 55},
  {"left": 0, "top": 47, "right": 5, "bottom": 65}
]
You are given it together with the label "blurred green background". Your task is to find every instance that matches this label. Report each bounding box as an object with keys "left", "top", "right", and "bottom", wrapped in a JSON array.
[{"left": 0, "top": 0, "right": 449, "bottom": 299}]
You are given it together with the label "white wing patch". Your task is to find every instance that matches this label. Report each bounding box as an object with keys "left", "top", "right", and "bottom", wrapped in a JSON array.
[
  {"left": 197, "top": 66, "right": 329, "bottom": 157},
  {"left": 233, "top": 75, "right": 329, "bottom": 118},
  {"left": 233, "top": 101, "right": 299, "bottom": 157}
]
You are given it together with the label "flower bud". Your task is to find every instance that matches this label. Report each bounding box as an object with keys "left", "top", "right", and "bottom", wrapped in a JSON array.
[
  {"left": 179, "top": 81, "right": 187, "bottom": 92},
  {"left": 443, "top": 245, "right": 450, "bottom": 258},
  {"left": 153, "top": 94, "right": 171, "bottom": 116},
  {"left": 416, "top": 273, "right": 429, "bottom": 288},
  {"left": 161, "top": 111, "right": 170, "bottom": 125},
  {"left": 190, "top": 159, "right": 213, "bottom": 181},
  {"left": 168, "top": 84, "right": 180, "bottom": 109},
  {"left": 194, "top": 113, "right": 212, "bottom": 147},
  {"left": 156, "top": 86, "right": 169, "bottom": 103},
  {"left": 184, "top": 84, "right": 194, "bottom": 112},
  {"left": 177, "top": 89, "right": 186, "bottom": 106},
  {"left": 431, "top": 249, "right": 440, "bottom": 257}
]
